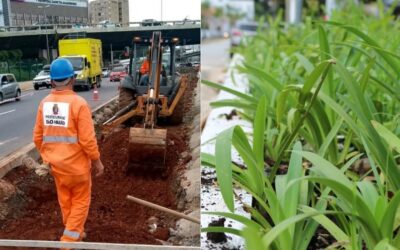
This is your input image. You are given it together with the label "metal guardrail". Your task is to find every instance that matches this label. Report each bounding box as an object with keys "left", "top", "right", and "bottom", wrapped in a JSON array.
[{"left": 0, "top": 20, "right": 201, "bottom": 33}]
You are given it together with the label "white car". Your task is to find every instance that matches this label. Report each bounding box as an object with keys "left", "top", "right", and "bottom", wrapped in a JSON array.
[
  {"left": 102, "top": 68, "right": 110, "bottom": 78},
  {"left": 97, "top": 20, "right": 120, "bottom": 28},
  {"left": 230, "top": 22, "right": 267, "bottom": 57},
  {"left": 33, "top": 70, "right": 51, "bottom": 90}
]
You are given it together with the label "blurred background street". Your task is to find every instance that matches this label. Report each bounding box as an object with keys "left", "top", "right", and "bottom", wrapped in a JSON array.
[
  {"left": 200, "top": 0, "right": 393, "bottom": 127},
  {"left": 201, "top": 38, "right": 230, "bottom": 126}
]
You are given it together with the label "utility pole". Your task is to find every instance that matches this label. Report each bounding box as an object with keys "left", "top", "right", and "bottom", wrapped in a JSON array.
[
  {"left": 326, "top": 0, "right": 337, "bottom": 18},
  {"left": 285, "top": 0, "right": 303, "bottom": 24},
  {"left": 110, "top": 44, "right": 114, "bottom": 68},
  {"left": 161, "top": 0, "right": 163, "bottom": 21},
  {"left": 38, "top": 5, "right": 50, "bottom": 62}
]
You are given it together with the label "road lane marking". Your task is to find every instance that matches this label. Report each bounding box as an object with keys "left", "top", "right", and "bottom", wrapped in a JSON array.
[
  {"left": 0, "top": 136, "right": 18, "bottom": 146},
  {"left": 20, "top": 91, "right": 35, "bottom": 98},
  {"left": 0, "top": 109, "right": 15, "bottom": 116},
  {"left": 0, "top": 91, "right": 34, "bottom": 105}
]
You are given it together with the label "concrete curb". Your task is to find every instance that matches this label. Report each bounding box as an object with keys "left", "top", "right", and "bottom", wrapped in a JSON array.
[
  {"left": 0, "top": 240, "right": 200, "bottom": 250},
  {"left": 0, "top": 143, "right": 38, "bottom": 179},
  {"left": 19, "top": 81, "right": 33, "bottom": 92},
  {"left": 200, "top": 54, "right": 252, "bottom": 249}
]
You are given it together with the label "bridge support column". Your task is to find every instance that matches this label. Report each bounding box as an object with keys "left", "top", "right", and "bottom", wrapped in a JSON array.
[
  {"left": 170, "top": 45, "right": 176, "bottom": 77},
  {"left": 170, "top": 44, "right": 176, "bottom": 84},
  {"left": 39, "top": 49, "right": 57, "bottom": 63}
]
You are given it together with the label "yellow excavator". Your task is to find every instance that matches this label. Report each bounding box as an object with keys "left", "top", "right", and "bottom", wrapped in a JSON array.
[{"left": 102, "top": 31, "right": 191, "bottom": 169}]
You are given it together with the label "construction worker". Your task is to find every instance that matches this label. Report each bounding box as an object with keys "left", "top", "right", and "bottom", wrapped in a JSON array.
[
  {"left": 140, "top": 55, "right": 150, "bottom": 75},
  {"left": 139, "top": 51, "right": 151, "bottom": 86},
  {"left": 33, "top": 58, "right": 104, "bottom": 245}
]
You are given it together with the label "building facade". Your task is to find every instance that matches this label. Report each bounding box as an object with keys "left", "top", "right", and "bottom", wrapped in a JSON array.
[
  {"left": 2, "top": 0, "right": 89, "bottom": 26},
  {"left": 1, "top": 0, "right": 11, "bottom": 26},
  {"left": 89, "top": 0, "right": 128, "bottom": 25},
  {"left": 0, "top": 1, "right": 5, "bottom": 26}
]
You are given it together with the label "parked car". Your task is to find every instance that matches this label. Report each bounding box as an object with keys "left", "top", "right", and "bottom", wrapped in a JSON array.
[
  {"left": 102, "top": 68, "right": 110, "bottom": 78},
  {"left": 230, "top": 22, "right": 267, "bottom": 57},
  {"left": 110, "top": 66, "right": 128, "bottom": 82},
  {"left": 43, "top": 64, "right": 51, "bottom": 71},
  {"left": 33, "top": 70, "right": 51, "bottom": 90},
  {"left": 0, "top": 74, "right": 21, "bottom": 102}
]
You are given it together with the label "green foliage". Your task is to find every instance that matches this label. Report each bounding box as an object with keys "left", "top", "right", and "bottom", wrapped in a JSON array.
[
  {"left": 201, "top": 3, "right": 400, "bottom": 249},
  {"left": 0, "top": 53, "right": 44, "bottom": 81},
  {"left": 0, "top": 49, "right": 23, "bottom": 62}
]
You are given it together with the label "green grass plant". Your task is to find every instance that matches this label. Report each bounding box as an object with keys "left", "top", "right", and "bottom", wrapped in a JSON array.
[{"left": 201, "top": 2, "right": 400, "bottom": 248}]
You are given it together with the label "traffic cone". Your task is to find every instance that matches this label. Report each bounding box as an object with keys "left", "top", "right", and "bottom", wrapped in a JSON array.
[{"left": 93, "top": 85, "right": 99, "bottom": 101}]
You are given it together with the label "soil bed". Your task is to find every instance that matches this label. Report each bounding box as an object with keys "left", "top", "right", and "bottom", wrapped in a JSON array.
[
  {"left": 0, "top": 69, "right": 199, "bottom": 249},
  {"left": 0, "top": 121, "right": 189, "bottom": 250}
]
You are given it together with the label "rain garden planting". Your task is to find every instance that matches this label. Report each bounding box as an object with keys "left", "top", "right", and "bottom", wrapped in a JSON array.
[{"left": 202, "top": 3, "right": 400, "bottom": 249}]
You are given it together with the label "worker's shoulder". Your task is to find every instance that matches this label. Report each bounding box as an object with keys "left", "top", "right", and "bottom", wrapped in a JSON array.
[
  {"left": 70, "top": 94, "right": 91, "bottom": 111},
  {"left": 40, "top": 94, "right": 55, "bottom": 105},
  {"left": 42, "top": 92, "right": 88, "bottom": 106},
  {"left": 71, "top": 94, "right": 88, "bottom": 105}
]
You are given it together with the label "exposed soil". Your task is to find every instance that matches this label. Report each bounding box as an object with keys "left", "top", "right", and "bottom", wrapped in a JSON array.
[
  {"left": 0, "top": 125, "right": 187, "bottom": 248},
  {"left": 0, "top": 69, "right": 199, "bottom": 249},
  {"left": 220, "top": 109, "right": 238, "bottom": 121},
  {"left": 308, "top": 226, "right": 338, "bottom": 250},
  {"left": 206, "top": 218, "right": 227, "bottom": 243}
]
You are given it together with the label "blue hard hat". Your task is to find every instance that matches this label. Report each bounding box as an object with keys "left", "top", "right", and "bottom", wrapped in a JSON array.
[{"left": 50, "top": 58, "right": 74, "bottom": 80}]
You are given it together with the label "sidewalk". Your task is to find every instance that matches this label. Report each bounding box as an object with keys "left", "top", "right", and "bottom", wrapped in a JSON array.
[
  {"left": 18, "top": 81, "right": 33, "bottom": 92},
  {"left": 200, "top": 39, "right": 231, "bottom": 128},
  {"left": 201, "top": 37, "right": 227, "bottom": 45}
]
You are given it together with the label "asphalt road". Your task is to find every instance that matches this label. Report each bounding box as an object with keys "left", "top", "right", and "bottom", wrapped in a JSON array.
[
  {"left": 0, "top": 78, "right": 119, "bottom": 158},
  {"left": 201, "top": 38, "right": 230, "bottom": 82},
  {"left": 201, "top": 38, "right": 231, "bottom": 125}
]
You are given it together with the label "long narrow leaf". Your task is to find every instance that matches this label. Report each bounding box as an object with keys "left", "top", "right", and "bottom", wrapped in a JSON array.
[
  {"left": 202, "top": 80, "right": 257, "bottom": 103},
  {"left": 371, "top": 120, "right": 400, "bottom": 153},
  {"left": 243, "top": 226, "right": 267, "bottom": 250},
  {"left": 215, "top": 127, "right": 236, "bottom": 212},
  {"left": 253, "top": 95, "right": 267, "bottom": 168}
]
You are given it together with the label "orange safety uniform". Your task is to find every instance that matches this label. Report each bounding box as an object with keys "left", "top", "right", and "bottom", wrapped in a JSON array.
[
  {"left": 140, "top": 59, "right": 150, "bottom": 75},
  {"left": 33, "top": 89, "right": 100, "bottom": 243}
]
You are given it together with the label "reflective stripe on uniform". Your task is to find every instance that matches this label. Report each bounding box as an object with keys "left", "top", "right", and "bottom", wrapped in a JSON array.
[
  {"left": 63, "top": 229, "right": 80, "bottom": 239},
  {"left": 43, "top": 136, "right": 77, "bottom": 144}
]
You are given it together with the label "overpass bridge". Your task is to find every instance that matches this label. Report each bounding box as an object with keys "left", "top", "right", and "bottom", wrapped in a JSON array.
[{"left": 0, "top": 21, "right": 201, "bottom": 59}]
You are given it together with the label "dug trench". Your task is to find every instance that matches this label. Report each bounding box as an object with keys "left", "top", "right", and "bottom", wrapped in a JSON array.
[{"left": 0, "top": 71, "right": 199, "bottom": 248}]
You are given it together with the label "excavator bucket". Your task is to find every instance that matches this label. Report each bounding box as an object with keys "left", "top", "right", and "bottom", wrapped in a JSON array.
[{"left": 128, "top": 127, "right": 167, "bottom": 170}]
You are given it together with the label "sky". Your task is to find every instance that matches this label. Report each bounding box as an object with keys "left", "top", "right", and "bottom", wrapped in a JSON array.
[
  {"left": 90, "top": 0, "right": 201, "bottom": 22},
  {"left": 129, "top": 0, "right": 200, "bottom": 22}
]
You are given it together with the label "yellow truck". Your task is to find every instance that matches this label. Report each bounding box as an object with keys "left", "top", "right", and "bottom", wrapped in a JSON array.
[{"left": 58, "top": 38, "right": 103, "bottom": 90}]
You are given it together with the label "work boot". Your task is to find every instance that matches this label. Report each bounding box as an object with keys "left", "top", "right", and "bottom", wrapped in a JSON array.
[{"left": 81, "top": 232, "right": 87, "bottom": 240}]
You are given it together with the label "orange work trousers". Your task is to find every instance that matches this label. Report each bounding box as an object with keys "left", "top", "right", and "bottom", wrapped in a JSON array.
[{"left": 52, "top": 171, "right": 91, "bottom": 243}]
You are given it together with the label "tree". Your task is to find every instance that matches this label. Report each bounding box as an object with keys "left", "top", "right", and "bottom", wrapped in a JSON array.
[{"left": 226, "top": 5, "right": 245, "bottom": 25}]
